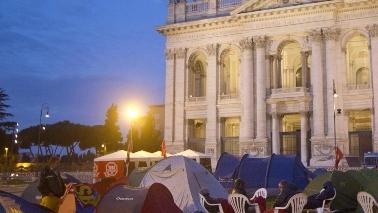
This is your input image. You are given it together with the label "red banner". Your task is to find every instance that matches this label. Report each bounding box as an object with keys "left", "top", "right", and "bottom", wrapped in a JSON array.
[{"left": 94, "top": 160, "right": 125, "bottom": 182}]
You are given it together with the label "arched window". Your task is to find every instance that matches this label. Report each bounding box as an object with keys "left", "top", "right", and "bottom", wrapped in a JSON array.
[
  {"left": 279, "top": 42, "right": 301, "bottom": 88},
  {"left": 346, "top": 35, "right": 370, "bottom": 88},
  {"left": 220, "top": 49, "right": 240, "bottom": 97},
  {"left": 189, "top": 53, "right": 207, "bottom": 98}
]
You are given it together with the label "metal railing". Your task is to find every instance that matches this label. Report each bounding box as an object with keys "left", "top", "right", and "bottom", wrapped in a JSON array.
[
  {"left": 188, "top": 138, "right": 206, "bottom": 153},
  {"left": 186, "top": 1, "right": 209, "bottom": 14},
  {"left": 221, "top": 136, "right": 239, "bottom": 156},
  {"left": 218, "top": 0, "right": 243, "bottom": 9},
  {"left": 345, "top": 83, "right": 370, "bottom": 90}
]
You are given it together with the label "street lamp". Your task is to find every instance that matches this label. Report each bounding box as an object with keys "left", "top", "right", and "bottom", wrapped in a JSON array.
[
  {"left": 4, "top": 147, "right": 8, "bottom": 158},
  {"left": 101, "top": 144, "right": 107, "bottom": 154},
  {"left": 125, "top": 106, "right": 140, "bottom": 176},
  {"left": 37, "top": 103, "right": 50, "bottom": 157},
  {"left": 333, "top": 80, "right": 342, "bottom": 169}
]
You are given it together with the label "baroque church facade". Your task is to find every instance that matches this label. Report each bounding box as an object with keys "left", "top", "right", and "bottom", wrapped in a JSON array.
[{"left": 160, "top": 0, "right": 378, "bottom": 166}]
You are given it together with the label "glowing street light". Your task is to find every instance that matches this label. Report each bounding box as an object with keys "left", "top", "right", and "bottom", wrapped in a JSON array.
[
  {"left": 124, "top": 104, "right": 142, "bottom": 176},
  {"left": 4, "top": 147, "right": 8, "bottom": 158},
  {"left": 38, "top": 103, "right": 50, "bottom": 156}
]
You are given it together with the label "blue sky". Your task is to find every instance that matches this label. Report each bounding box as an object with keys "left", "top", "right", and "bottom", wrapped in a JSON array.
[{"left": 0, "top": 0, "right": 167, "bottom": 131}]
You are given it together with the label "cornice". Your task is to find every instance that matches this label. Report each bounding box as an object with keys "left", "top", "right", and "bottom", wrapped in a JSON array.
[{"left": 157, "top": 0, "right": 377, "bottom": 36}]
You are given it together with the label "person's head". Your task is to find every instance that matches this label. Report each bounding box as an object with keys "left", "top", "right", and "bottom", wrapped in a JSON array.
[
  {"left": 200, "top": 188, "right": 209, "bottom": 196},
  {"left": 278, "top": 180, "right": 288, "bottom": 193},
  {"left": 48, "top": 156, "right": 60, "bottom": 169},
  {"left": 234, "top": 178, "right": 245, "bottom": 189}
]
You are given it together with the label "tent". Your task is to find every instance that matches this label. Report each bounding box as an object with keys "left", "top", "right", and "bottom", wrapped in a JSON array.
[
  {"left": 94, "top": 150, "right": 165, "bottom": 182},
  {"left": 95, "top": 184, "right": 148, "bottom": 213},
  {"left": 304, "top": 169, "right": 378, "bottom": 212},
  {"left": 213, "top": 152, "right": 241, "bottom": 189},
  {"left": 233, "top": 154, "right": 313, "bottom": 191},
  {"left": 128, "top": 167, "right": 150, "bottom": 187},
  {"left": 174, "top": 149, "right": 212, "bottom": 171},
  {"left": 140, "top": 156, "right": 228, "bottom": 213},
  {"left": 141, "top": 183, "right": 182, "bottom": 213},
  {"left": 0, "top": 190, "right": 52, "bottom": 213}
]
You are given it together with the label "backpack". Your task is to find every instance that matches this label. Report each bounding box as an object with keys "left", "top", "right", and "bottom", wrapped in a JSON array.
[{"left": 39, "top": 167, "right": 66, "bottom": 197}]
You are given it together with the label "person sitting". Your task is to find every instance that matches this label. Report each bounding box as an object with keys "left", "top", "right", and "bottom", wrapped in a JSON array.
[
  {"left": 264, "top": 180, "right": 299, "bottom": 213},
  {"left": 38, "top": 157, "right": 66, "bottom": 212},
  {"left": 304, "top": 181, "right": 335, "bottom": 209},
  {"left": 200, "top": 188, "right": 230, "bottom": 213},
  {"left": 231, "top": 178, "right": 248, "bottom": 197}
]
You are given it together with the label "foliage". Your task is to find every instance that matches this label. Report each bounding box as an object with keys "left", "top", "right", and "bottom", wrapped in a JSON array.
[
  {"left": 102, "top": 104, "right": 122, "bottom": 152},
  {"left": 126, "top": 112, "right": 162, "bottom": 153},
  {"left": 0, "top": 88, "right": 12, "bottom": 121}
]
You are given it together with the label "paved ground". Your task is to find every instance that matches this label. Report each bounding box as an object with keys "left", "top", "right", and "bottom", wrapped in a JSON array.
[{"left": 0, "top": 184, "right": 28, "bottom": 196}]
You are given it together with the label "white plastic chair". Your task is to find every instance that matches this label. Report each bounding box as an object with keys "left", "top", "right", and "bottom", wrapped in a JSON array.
[
  {"left": 251, "top": 188, "right": 268, "bottom": 200},
  {"left": 274, "top": 193, "right": 307, "bottom": 213},
  {"left": 317, "top": 189, "right": 336, "bottom": 213},
  {"left": 228, "top": 194, "right": 260, "bottom": 213},
  {"left": 199, "top": 193, "right": 224, "bottom": 213},
  {"left": 357, "top": 191, "right": 378, "bottom": 213}
]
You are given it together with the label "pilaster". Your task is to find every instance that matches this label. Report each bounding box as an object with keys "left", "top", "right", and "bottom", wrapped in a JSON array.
[
  {"left": 239, "top": 38, "right": 254, "bottom": 146},
  {"left": 272, "top": 112, "right": 280, "bottom": 154},
  {"left": 206, "top": 43, "right": 219, "bottom": 155},
  {"left": 254, "top": 36, "right": 268, "bottom": 143},
  {"left": 174, "top": 48, "right": 187, "bottom": 149},
  {"left": 366, "top": 24, "right": 378, "bottom": 151},
  {"left": 324, "top": 28, "right": 340, "bottom": 139},
  {"left": 300, "top": 111, "right": 309, "bottom": 166},
  {"left": 164, "top": 49, "right": 175, "bottom": 146}
]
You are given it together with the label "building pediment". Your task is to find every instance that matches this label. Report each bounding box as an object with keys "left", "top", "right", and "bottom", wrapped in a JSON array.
[{"left": 231, "top": 0, "right": 326, "bottom": 15}]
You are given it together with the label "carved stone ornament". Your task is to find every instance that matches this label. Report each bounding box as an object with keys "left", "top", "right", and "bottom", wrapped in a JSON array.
[
  {"left": 253, "top": 36, "right": 266, "bottom": 48},
  {"left": 165, "top": 49, "right": 175, "bottom": 60},
  {"left": 309, "top": 29, "right": 323, "bottom": 42},
  {"left": 366, "top": 24, "right": 378, "bottom": 38},
  {"left": 206, "top": 43, "right": 218, "bottom": 56},
  {"left": 239, "top": 38, "right": 253, "bottom": 51},
  {"left": 323, "top": 28, "right": 340, "bottom": 41},
  {"left": 175, "top": 48, "right": 186, "bottom": 59}
]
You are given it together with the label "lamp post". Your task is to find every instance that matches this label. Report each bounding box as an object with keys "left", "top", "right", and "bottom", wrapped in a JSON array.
[
  {"left": 37, "top": 103, "right": 50, "bottom": 157},
  {"left": 333, "top": 80, "right": 342, "bottom": 169},
  {"left": 125, "top": 106, "right": 140, "bottom": 176}
]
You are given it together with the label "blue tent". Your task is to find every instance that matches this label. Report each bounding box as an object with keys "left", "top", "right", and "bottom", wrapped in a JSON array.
[
  {"left": 214, "top": 153, "right": 241, "bottom": 189},
  {"left": 235, "top": 154, "right": 313, "bottom": 190}
]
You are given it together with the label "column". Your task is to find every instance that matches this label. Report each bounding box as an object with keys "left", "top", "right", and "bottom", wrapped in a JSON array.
[
  {"left": 206, "top": 44, "right": 219, "bottom": 153},
  {"left": 174, "top": 48, "right": 186, "bottom": 151},
  {"left": 300, "top": 112, "right": 308, "bottom": 165},
  {"left": 367, "top": 24, "right": 378, "bottom": 151},
  {"left": 309, "top": 30, "right": 325, "bottom": 140},
  {"left": 324, "top": 28, "right": 340, "bottom": 138},
  {"left": 272, "top": 55, "right": 278, "bottom": 89},
  {"left": 239, "top": 38, "right": 254, "bottom": 144},
  {"left": 301, "top": 51, "right": 309, "bottom": 88},
  {"left": 254, "top": 36, "right": 267, "bottom": 141},
  {"left": 207, "top": 0, "right": 217, "bottom": 17},
  {"left": 272, "top": 112, "right": 280, "bottom": 154},
  {"left": 164, "top": 49, "right": 175, "bottom": 145}
]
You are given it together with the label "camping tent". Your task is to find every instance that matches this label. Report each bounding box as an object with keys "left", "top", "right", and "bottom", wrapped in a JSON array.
[
  {"left": 213, "top": 152, "right": 241, "bottom": 189},
  {"left": 140, "top": 156, "right": 228, "bottom": 213},
  {"left": 141, "top": 183, "right": 182, "bottom": 213},
  {"left": 96, "top": 185, "right": 149, "bottom": 213},
  {"left": 94, "top": 150, "right": 166, "bottom": 182},
  {"left": 304, "top": 169, "right": 378, "bottom": 212},
  {"left": 174, "top": 149, "right": 212, "bottom": 171},
  {"left": 232, "top": 154, "right": 313, "bottom": 191}
]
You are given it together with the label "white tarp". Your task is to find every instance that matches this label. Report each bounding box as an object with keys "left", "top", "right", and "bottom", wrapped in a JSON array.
[
  {"left": 94, "top": 150, "right": 130, "bottom": 162},
  {"left": 140, "top": 156, "right": 227, "bottom": 213},
  {"left": 174, "top": 149, "right": 211, "bottom": 163}
]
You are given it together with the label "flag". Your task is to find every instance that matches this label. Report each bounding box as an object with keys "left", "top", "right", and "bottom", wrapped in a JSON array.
[
  {"left": 0, "top": 190, "right": 52, "bottom": 213},
  {"left": 335, "top": 146, "right": 344, "bottom": 169},
  {"left": 126, "top": 137, "right": 133, "bottom": 176},
  {"left": 161, "top": 140, "right": 167, "bottom": 159}
]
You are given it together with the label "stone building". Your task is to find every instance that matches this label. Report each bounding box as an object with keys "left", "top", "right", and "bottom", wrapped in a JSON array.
[{"left": 159, "top": 0, "right": 378, "bottom": 166}]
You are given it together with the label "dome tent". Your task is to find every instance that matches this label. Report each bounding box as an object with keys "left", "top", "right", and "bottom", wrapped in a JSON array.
[{"left": 140, "top": 156, "right": 227, "bottom": 213}]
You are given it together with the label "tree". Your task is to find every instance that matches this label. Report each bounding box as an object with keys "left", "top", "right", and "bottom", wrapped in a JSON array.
[
  {"left": 0, "top": 89, "right": 13, "bottom": 155},
  {"left": 0, "top": 88, "right": 12, "bottom": 121},
  {"left": 126, "top": 113, "right": 162, "bottom": 153},
  {"left": 102, "top": 104, "right": 122, "bottom": 152}
]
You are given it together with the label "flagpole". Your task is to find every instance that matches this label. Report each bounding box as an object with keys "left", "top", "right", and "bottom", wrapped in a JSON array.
[{"left": 333, "top": 80, "right": 338, "bottom": 170}]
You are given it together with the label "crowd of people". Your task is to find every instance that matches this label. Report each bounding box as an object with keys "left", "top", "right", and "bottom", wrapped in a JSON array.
[{"left": 200, "top": 178, "right": 336, "bottom": 213}]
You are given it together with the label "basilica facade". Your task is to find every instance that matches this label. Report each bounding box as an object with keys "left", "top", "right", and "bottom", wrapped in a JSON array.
[{"left": 159, "top": 0, "right": 378, "bottom": 166}]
